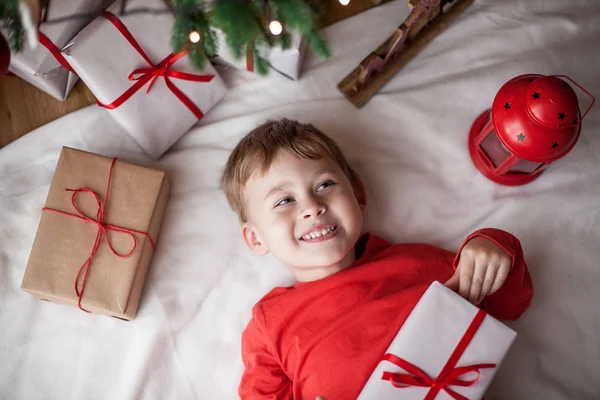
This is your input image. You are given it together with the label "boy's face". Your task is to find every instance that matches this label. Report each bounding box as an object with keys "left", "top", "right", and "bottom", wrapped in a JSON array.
[{"left": 242, "top": 151, "right": 366, "bottom": 281}]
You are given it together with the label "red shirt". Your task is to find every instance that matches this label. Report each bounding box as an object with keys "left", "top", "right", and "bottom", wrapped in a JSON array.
[{"left": 239, "top": 229, "right": 534, "bottom": 399}]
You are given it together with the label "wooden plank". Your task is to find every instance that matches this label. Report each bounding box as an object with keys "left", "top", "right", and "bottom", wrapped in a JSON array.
[
  {"left": 337, "top": 0, "right": 474, "bottom": 108},
  {"left": 0, "top": 78, "right": 96, "bottom": 148}
]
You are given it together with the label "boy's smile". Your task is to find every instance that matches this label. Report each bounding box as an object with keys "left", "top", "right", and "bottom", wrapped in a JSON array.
[
  {"left": 241, "top": 151, "right": 366, "bottom": 282},
  {"left": 299, "top": 224, "right": 338, "bottom": 242}
]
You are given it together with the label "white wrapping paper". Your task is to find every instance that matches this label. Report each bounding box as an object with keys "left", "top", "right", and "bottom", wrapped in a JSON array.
[
  {"left": 6, "top": 0, "right": 110, "bottom": 100},
  {"left": 212, "top": 29, "right": 306, "bottom": 80},
  {"left": 63, "top": 0, "right": 227, "bottom": 159},
  {"left": 358, "top": 282, "right": 517, "bottom": 400}
]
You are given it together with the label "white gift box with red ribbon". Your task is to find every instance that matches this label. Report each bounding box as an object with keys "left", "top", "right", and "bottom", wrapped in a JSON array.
[
  {"left": 5, "top": 0, "right": 111, "bottom": 101},
  {"left": 358, "top": 281, "right": 517, "bottom": 400},
  {"left": 63, "top": 0, "right": 227, "bottom": 159}
]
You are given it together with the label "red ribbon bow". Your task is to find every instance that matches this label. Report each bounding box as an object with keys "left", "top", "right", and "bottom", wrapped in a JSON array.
[
  {"left": 42, "top": 158, "right": 156, "bottom": 313},
  {"left": 381, "top": 309, "right": 496, "bottom": 400},
  {"left": 96, "top": 11, "right": 214, "bottom": 119}
]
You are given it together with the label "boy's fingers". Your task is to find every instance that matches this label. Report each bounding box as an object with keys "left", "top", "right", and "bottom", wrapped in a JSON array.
[
  {"left": 458, "top": 256, "right": 474, "bottom": 301},
  {"left": 444, "top": 271, "right": 460, "bottom": 291},
  {"left": 316, "top": 397, "right": 326, "bottom": 400},
  {"left": 490, "top": 260, "right": 511, "bottom": 294},
  {"left": 468, "top": 259, "right": 487, "bottom": 305},
  {"left": 478, "top": 263, "right": 498, "bottom": 303}
]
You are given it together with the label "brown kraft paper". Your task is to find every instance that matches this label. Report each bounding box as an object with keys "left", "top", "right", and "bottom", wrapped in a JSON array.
[{"left": 21, "top": 147, "right": 170, "bottom": 320}]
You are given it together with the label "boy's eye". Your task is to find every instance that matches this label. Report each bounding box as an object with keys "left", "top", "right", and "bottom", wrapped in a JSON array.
[
  {"left": 275, "top": 197, "right": 294, "bottom": 207},
  {"left": 316, "top": 180, "right": 336, "bottom": 192}
]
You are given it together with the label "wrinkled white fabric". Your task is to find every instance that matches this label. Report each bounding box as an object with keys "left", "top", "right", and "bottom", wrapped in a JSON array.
[{"left": 1, "top": 1, "right": 599, "bottom": 399}]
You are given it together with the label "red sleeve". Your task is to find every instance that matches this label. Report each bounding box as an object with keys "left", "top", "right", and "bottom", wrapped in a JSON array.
[
  {"left": 239, "top": 315, "right": 292, "bottom": 400},
  {"left": 453, "top": 228, "right": 534, "bottom": 321}
]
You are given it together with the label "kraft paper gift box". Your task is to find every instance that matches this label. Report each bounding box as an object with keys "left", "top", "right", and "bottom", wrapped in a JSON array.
[
  {"left": 358, "top": 281, "right": 517, "bottom": 400},
  {"left": 211, "top": 29, "right": 307, "bottom": 81},
  {"left": 63, "top": 0, "right": 227, "bottom": 159},
  {"left": 21, "top": 147, "right": 170, "bottom": 320},
  {"left": 5, "top": 0, "right": 111, "bottom": 100}
]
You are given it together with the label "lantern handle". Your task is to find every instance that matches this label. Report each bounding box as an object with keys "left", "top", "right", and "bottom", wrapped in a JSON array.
[{"left": 553, "top": 75, "right": 596, "bottom": 121}]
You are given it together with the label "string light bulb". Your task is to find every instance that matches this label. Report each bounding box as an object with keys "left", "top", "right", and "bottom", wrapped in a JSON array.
[
  {"left": 339, "top": 0, "right": 350, "bottom": 5},
  {"left": 269, "top": 20, "right": 283, "bottom": 36},
  {"left": 189, "top": 31, "right": 201, "bottom": 43}
]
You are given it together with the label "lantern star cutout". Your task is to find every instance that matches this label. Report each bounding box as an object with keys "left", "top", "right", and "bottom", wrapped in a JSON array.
[
  {"left": 559, "top": 112, "right": 566, "bottom": 120},
  {"left": 562, "top": 83, "right": 568, "bottom": 89},
  {"left": 528, "top": 78, "right": 535, "bottom": 82},
  {"left": 532, "top": 92, "right": 540, "bottom": 100},
  {"left": 551, "top": 142, "right": 559, "bottom": 149},
  {"left": 517, "top": 133, "right": 525, "bottom": 142},
  {"left": 504, "top": 102, "right": 511, "bottom": 110}
]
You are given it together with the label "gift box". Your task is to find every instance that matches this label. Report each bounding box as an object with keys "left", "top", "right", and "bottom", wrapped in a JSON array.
[
  {"left": 6, "top": 0, "right": 111, "bottom": 100},
  {"left": 358, "top": 281, "right": 517, "bottom": 400},
  {"left": 21, "top": 147, "right": 170, "bottom": 320},
  {"left": 211, "top": 29, "right": 307, "bottom": 81},
  {"left": 62, "top": 0, "right": 227, "bottom": 159}
]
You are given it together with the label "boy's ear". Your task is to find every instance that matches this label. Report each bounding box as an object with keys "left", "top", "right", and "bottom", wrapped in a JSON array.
[
  {"left": 353, "top": 179, "right": 368, "bottom": 213},
  {"left": 242, "top": 223, "right": 269, "bottom": 256}
]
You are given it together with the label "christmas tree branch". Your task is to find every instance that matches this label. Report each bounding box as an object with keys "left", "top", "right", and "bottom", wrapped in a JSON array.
[
  {"left": 2, "top": 0, "right": 330, "bottom": 75},
  {"left": 1, "top": 0, "right": 25, "bottom": 51}
]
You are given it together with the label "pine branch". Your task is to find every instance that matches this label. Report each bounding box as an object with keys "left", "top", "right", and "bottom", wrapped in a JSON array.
[
  {"left": 211, "top": 0, "right": 263, "bottom": 59},
  {"left": 253, "top": 33, "right": 270, "bottom": 75},
  {"left": 1, "top": 0, "right": 25, "bottom": 51},
  {"left": 1, "top": 0, "right": 330, "bottom": 74},
  {"left": 270, "top": 0, "right": 331, "bottom": 58},
  {"left": 280, "top": 31, "right": 292, "bottom": 50},
  {"left": 171, "top": 0, "right": 210, "bottom": 69},
  {"left": 204, "top": 27, "right": 218, "bottom": 57},
  {"left": 307, "top": 29, "right": 331, "bottom": 58}
]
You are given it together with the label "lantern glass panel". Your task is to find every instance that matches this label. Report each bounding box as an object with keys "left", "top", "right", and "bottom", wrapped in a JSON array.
[
  {"left": 507, "top": 159, "right": 544, "bottom": 174},
  {"left": 479, "top": 130, "right": 510, "bottom": 168}
]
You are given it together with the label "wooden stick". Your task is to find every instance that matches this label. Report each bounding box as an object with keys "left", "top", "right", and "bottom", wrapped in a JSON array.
[{"left": 338, "top": 0, "right": 474, "bottom": 108}]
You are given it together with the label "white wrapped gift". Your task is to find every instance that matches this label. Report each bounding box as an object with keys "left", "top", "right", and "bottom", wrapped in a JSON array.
[
  {"left": 358, "top": 281, "right": 517, "bottom": 400},
  {"left": 63, "top": 0, "right": 227, "bottom": 159},
  {"left": 211, "top": 29, "right": 307, "bottom": 81},
  {"left": 6, "top": 0, "right": 111, "bottom": 100}
]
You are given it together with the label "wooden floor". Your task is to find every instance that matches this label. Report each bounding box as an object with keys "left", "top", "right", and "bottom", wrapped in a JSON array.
[{"left": 0, "top": 0, "right": 390, "bottom": 148}]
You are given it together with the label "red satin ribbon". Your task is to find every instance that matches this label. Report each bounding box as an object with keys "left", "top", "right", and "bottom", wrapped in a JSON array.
[
  {"left": 38, "top": 31, "right": 76, "bottom": 73},
  {"left": 37, "top": 7, "right": 75, "bottom": 74},
  {"left": 42, "top": 158, "right": 156, "bottom": 313},
  {"left": 96, "top": 11, "right": 214, "bottom": 119},
  {"left": 381, "top": 309, "right": 497, "bottom": 400}
]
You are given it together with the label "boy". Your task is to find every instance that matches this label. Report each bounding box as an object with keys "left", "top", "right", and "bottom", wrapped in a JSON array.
[{"left": 221, "top": 119, "right": 533, "bottom": 399}]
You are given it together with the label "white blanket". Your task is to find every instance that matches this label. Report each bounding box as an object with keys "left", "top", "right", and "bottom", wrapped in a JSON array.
[{"left": 1, "top": 1, "right": 599, "bottom": 399}]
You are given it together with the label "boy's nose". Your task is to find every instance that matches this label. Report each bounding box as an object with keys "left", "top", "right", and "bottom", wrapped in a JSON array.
[{"left": 302, "top": 203, "right": 326, "bottom": 219}]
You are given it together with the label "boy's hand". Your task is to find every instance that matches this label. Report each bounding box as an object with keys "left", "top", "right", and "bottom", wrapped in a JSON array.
[{"left": 445, "top": 236, "right": 512, "bottom": 305}]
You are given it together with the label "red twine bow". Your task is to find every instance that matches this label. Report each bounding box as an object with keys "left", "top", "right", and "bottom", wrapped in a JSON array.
[
  {"left": 96, "top": 11, "right": 214, "bottom": 119},
  {"left": 381, "top": 309, "right": 496, "bottom": 400},
  {"left": 42, "top": 158, "right": 156, "bottom": 313}
]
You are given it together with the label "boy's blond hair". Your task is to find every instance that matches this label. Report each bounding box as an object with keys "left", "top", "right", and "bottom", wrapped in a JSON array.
[{"left": 221, "top": 119, "right": 359, "bottom": 222}]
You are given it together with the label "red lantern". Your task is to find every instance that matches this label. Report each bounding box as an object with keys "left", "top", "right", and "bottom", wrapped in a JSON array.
[{"left": 468, "top": 74, "right": 595, "bottom": 185}]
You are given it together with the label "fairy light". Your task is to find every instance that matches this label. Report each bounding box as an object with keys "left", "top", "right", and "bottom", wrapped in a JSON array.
[
  {"left": 269, "top": 20, "right": 283, "bottom": 36},
  {"left": 339, "top": 0, "right": 350, "bottom": 5},
  {"left": 189, "top": 31, "right": 201, "bottom": 43}
]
